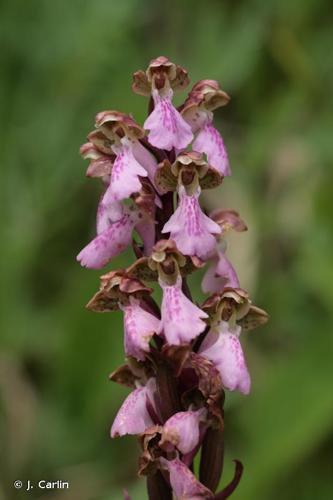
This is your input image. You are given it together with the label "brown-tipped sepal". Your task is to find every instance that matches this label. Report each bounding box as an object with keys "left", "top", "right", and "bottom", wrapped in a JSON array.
[
  {"left": 132, "top": 56, "right": 190, "bottom": 96},
  {"left": 86, "top": 270, "right": 153, "bottom": 312},
  {"left": 202, "top": 288, "right": 268, "bottom": 330},
  {"left": 182, "top": 353, "right": 225, "bottom": 429},
  {"left": 95, "top": 110, "right": 145, "bottom": 141},
  {"left": 155, "top": 152, "right": 223, "bottom": 195},
  {"left": 210, "top": 209, "right": 247, "bottom": 233},
  {"left": 181, "top": 79, "right": 230, "bottom": 122}
]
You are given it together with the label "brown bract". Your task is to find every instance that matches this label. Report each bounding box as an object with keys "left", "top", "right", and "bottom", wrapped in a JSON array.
[
  {"left": 87, "top": 130, "right": 114, "bottom": 155},
  {"left": 126, "top": 242, "right": 204, "bottom": 284},
  {"left": 182, "top": 353, "right": 225, "bottom": 429},
  {"left": 95, "top": 110, "right": 145, "bottom": 141},
  {"left": 132, "top": 178, "right": 158, "bottom": 217},
  {"left": 86, "top": 270, "right": 153, "bottom": 312},
  {"left": 132, "top": 56, "right": 190, "bottom": 96},
  {"left": 202, "top": 288, "right": 250, "bottom": 322},
  {"left": 202, "top": 289, "right": 269, "bottom": 331},
  {"left": 149, "top": 239, "right": 204, "bottom": 285},
  {"left": 109, "top": 357, "right": 154, "bottom": 388},
  {"left": 80, "top": 142, "right": 114, "bottom": 179},
  {"left": 210, "top": 209, "right": 248, "bottom": 233},
  {"left": 138, "top": 426, "right": 165, "bottom": 476},
  {"left": 181, "top": 79, "right": 230, "bottom": 120},
  {"left": 155, "top": 152, "right": 223, "bottom": 195}
]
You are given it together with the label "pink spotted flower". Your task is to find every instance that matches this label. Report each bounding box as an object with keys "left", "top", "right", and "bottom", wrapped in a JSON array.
[
  {"left": 77, "top": 204, "right": 139, "bottom": 269},
  {"left": 193, "top": 117, "right": 230, "bottom": 177},
  {"left": 202, "top": 249, "right": 240, "bottom": 294},
  {"left": 162, "top": 185, "right": 221, "bottom": 260},
  {"left": 160, "top": 408, "right": 207, "bottom": 455},
  {"left": 120, "top": 297, "right": 161, "bottom": 361},
  {"left": 111, "top": 378, "right": 157, "bottom": 437},
  {"left": 182, "top": 80, "right": 231, "bottom": 176},
  {"left": 159, "top": 275, "right": 208, "bottom": 345},
  {"left": 144, "top": 89, "right": 193, "bottom": 151},
  {"left": 103, "top": 137, "right": 147, "bottom": 204},
  {"left": 199, "top": 321, "right": 251, "bottom": 395}
]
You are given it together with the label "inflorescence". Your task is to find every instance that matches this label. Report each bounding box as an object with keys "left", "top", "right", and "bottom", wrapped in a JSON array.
[{"left": 77, "top": 56, "right": 268, "bottom": 500}]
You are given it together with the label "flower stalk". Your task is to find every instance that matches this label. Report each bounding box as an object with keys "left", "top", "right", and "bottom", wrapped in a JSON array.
[{"left": 77, "top": 56, "right": 268, "bottom": 499}]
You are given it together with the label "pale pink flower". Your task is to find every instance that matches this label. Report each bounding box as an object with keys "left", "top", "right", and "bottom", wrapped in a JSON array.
[
  {"left": 159, "top": 276, "right": 208, "bottom": 345},
  {"left": 103, "top": 137, "right": 147, "bottom": 204},
  {"left": 193, "top": 120, "right": 230, "bottom": 176},
  {"left": 199, "top": 321, "right": 251, "bottom": 394},
  {"left": 121, "top": 297, "right": 161, "bottom": 361},
  {"left": 111, "top": 378, "right": 157, "bottom": 437},
  {"left": 162, "top": 186, "right": 221, "bottom": 259},
  {"left": 201, "top": 250, "right": 240, "bottom": 294},
  {"left": 144, "top": 89, "right": 193, "bottom": 151},
  {"left": 77, "top": 208, "right": 138, "bottom": 269},
  {"left": 161, "top": 408, "right": 207, "bottom": 454},
  {"left": 160, "top": 457, "right": 213, "bottom": 499}
]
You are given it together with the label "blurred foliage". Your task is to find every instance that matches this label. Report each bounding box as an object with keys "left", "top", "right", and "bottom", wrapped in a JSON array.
[{"left": 1, "top": 0, "right": 333, "bottom": 499}]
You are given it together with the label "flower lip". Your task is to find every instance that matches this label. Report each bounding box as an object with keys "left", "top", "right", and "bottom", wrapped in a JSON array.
[
  {"left": 159, "top": 408, "right": 207, "bottom": 455},
  {"left": 201, "top": 250, "right": 240, "bottom": 294},
  {"left": 162, "top": 185, "right": 221, "bottom": 260},
  {"left": 158, "top": 275, "right": 208, "bottom": 345},
  {"left": 198, "top": 321, "right": 251, "bottom": 395},
  {"left": 144, "top": 89, "right": 193, "bottom": 150},
  {"left": 192, "top": 121, "right": 230, "bottom": 176},
  {"left": 122, "top": 297, "right": 161, "bottom": 361},
  {"left": 110, "top": 378, "right": 157, "bottom": 438}
]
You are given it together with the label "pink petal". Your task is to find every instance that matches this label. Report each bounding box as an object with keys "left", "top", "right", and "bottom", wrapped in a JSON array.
[
  {"left": 159, "top": 276, "right": 208, "bottom": 345},
  {"left": 162, "top": 186, "right": 221, "bottom": 260},
  {"left": 103, "top": 139, "right": 147, "bottom": 204},
  {"left": 202, "top": 251, "right": 240, "bottom": 294},
  {"left": 199, "top": 322, "right": 251, "bottom": 395},
  {"left": 160, "top": 458, "right": 213, "bottom": 499},
  {"left": 77, "top": 211, "right": 136, "bottom": 269},
  {"left": 122, "top": 298, "right": 161, "bottom": 361},
  {"left": 110, "top": 379, "right": 157, "bottom": 437},
  {"left": 193, "top": 121, "right": 230, "bottom": 176},
  {"left": 96, "top": 196, "right": 123, "bottom": 235},
  {"left": 144, "top": 90, "right": 193, "bottom": 151},
  {"left": 162, "top": 408, "right": 206, "bottom": 454}
]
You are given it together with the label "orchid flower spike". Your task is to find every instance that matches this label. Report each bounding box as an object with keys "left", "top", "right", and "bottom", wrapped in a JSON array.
[{"left": 78, "top": 56, "right": 268, "bottom": 499}]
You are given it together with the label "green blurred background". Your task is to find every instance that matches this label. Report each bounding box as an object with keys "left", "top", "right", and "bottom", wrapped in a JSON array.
[{"left": 1, "top": 0, "right": 333, "bottom": 498}]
